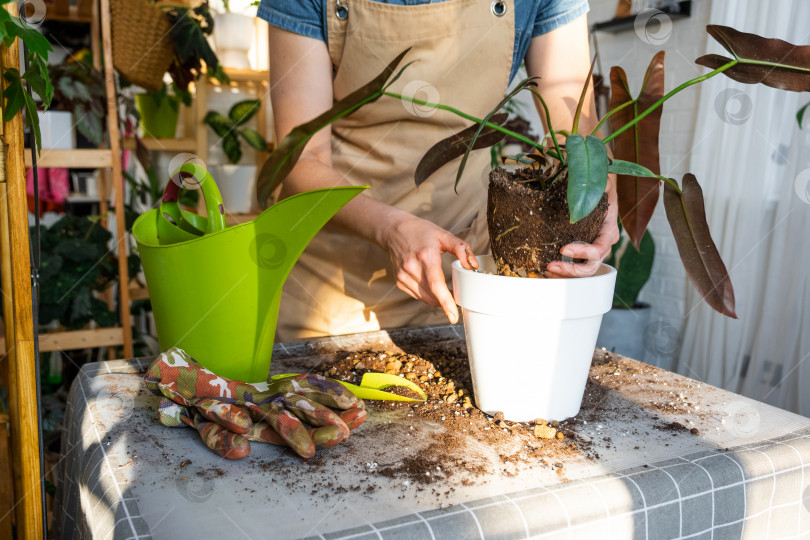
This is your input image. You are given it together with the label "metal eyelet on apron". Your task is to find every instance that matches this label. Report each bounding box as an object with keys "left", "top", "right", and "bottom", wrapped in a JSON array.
[
  {"left": 491, "top": 0, "right": 506, "bottom": 17},
  {"left": 336, "top": 0, "right": 349, "bottom": 21}
]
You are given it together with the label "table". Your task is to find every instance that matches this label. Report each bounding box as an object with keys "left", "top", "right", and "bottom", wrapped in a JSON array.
[{"left": 54, "top": 325, "right": 810, "bottom": 539}]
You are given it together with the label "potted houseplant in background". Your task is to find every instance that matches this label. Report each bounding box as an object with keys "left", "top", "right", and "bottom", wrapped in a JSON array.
[
  {"left": 112, "top": 0, "right": 228, "bottom": 138},
  {"left": 47, "top": 60, "right": 106, "bottom": 148},
  {"left": 212, "top": 0, "right": 256, "bottom": 70},
  {"left": 256, "top": 25, "right": 810, "bottom": 422},
  {"left": 596, "top": 227, "right": 655, "bottom": 360},
  {"left": 26, "top": 215, "right": 139, "bottom": 386},
  {"left": 204, "top": 98, "right": 269, "bottom": 213},
  {"left": 134, "top": 82, "right": 191, "bottom": 139}
]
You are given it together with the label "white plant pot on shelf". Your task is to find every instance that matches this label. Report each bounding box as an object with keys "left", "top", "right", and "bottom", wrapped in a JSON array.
[
  {"left": 214, "top": 13, "right": 255, "bottom": 70},
  {"left": 211, "top": 164, "right": 257, "bottom": 214},
  {"left": 452, "top": 255, "right": 616, "bottom": 422},
  {"left": 39, "top": 111, "right": 75, "bottom": 150}
]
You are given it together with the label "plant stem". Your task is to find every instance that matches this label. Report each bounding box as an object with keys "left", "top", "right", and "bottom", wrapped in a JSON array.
[
  {"left": 657, "top": 174, "right": 682, "bottom": 193},
  {"left": 383, "top": 91, "right": 548, "bottom": 158},
  {"left": 589, "top": 99, "right": 633, "bottom": 136},
  {"left": 528, "top": 89, "right": 565, "bottom": 165},
  {"left": 603, "top": 59, "right": 738, "bottom": 144}
]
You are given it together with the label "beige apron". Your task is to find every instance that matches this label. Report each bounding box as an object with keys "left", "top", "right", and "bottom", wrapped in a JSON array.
[{"left": 277, "top": 0, "right": 515, "bottom": 340}]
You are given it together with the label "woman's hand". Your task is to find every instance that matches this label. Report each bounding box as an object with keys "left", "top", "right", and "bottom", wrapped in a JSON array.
[
  {"left": 545, "top": 173, "right": 620, "bottom": 279},
  {"left": 378, "top": 212, "right": 478, "bottom": 324}
]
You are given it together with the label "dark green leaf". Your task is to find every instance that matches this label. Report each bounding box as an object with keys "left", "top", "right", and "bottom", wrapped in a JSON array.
[
  {"left": 229, "top": 99, "right": 261, "bottom": 126},
  {"left": 57, "top": 77, "right": 78, "bottom": 101},
  {"left": 612, "top": 230, "right": 655, "bottom": 308},
  {"left": 24, "top": 53, "right": 53, "bottom": 107},
  {"left": 4, "top": 21, "right": 51, "bottom": 58},
  {"left": 73, "top": 103, "right": 104, "bottom": 146},
  {"left": 204, "top": 111, "right": 232, "bottom": 138},
  {"left": 607, "top": 159, "right": 662, "bottom": 179},
  {"left": 454, "top": 77, "right": 539, "bottom": 192},
  {"left": 89, "top": 297, "right": 117, "bottom": 327},
  {"left": 72, "top": 81, "right": 93, "bottom": 102},
  {"left": 797, "top": 101, "right": 810, "bottom": 128},
  {"left": 609, "top": 51, "right": 665, "bottom": 250},
  {"left": 222, "top": 133, "right": 242, "bottom": 164},
  {"left": 2, "top": 69, "right": 24, "bottom": 122},
  {"left": 696, "top": 25, "right": 810, "bottom": 92},
  {"left": 566, "top": 134, "right": 608, "bottom": 223},
  {"left": 415, "top": 112, "right": 508, "bottom": 187},
  {"left": 22, "top": 86, "right": 41, "bottom": 151},
  {"left": 257, "top": 48, "right": 411, "bottom": 208},
  {"left": 69, "top": 288, "right": 92, "bottom": 323},
  {"left": 238, "top": 128, "right": 267, "bottom": 150},
  {"left": 663, "top": 174, "right": 736, "bottom": 318}
]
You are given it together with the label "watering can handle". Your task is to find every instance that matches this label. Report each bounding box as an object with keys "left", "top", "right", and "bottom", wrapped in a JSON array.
[{"left": 163, "top": 163, "right": 227, "bottom": 234}]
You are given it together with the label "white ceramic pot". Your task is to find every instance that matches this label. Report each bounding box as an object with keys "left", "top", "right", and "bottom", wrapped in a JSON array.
[
  {"left": 39, "top": 111, "right": 75, "bottom": 150},
  {"left": 452, "top": 255, "right": 617, "bottom": 422},
  {"left": 596, "top": 303, "right": 652, "bottom": 361},
  {"left": 214, "top": 13, "right": 255, "bottom": 69},
  {"left": 211, "top": 164, "right": 257, "bottom": 213}
]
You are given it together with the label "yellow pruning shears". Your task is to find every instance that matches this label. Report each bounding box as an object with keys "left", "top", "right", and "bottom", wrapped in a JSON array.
[{"left": 270, "top": 372, "right": 426, "bottom": 402}]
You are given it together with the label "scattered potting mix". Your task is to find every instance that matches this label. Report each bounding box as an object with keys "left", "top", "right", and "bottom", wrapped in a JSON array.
[{"left": 290, "top": 340, "right": 708, "bottom": 488}]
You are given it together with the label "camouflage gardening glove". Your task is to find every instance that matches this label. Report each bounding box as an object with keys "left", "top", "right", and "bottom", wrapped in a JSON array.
[{"left": 144, "top": 348, "right": 366, "bottom": 459}]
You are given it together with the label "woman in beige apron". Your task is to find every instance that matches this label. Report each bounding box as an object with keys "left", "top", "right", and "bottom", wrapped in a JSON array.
[{"left": 267, "top": 0, "right": 616, "bottom": 340}]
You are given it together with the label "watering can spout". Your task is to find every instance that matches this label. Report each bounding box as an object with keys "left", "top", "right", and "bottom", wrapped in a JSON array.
[{"left": 132, "top": 164, "right": 367, "bottom": 382}]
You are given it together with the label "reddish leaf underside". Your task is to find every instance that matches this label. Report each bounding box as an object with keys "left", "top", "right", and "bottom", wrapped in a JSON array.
[
  {"left": 609, "top": 51, "right": 665, "bottom": 249},
  {"left": 696, "top": 25, "right": 810, "bottom": 92},
  {"left": 663, "top": 174, "right": 737, "bottom": 318},
  {"left": 415, "top": 113, "right": 509, "bottom": 187}
]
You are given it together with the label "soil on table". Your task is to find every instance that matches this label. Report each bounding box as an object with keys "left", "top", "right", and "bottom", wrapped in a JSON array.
[
  {"left": 309, "top": 343, "right": 704, "bottom": 487},
  {"left": 487, "top": 166, "right": 608, "bottom": 276}
]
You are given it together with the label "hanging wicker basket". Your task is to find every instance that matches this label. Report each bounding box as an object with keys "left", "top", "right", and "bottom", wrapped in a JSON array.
[{"left": 110, "top": 0, "right": 174, "bottom": 92}]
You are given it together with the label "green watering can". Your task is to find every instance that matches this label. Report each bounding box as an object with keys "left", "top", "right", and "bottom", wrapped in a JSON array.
[{"left": 133, "top": 163, "right": 367, "bottom": 382}]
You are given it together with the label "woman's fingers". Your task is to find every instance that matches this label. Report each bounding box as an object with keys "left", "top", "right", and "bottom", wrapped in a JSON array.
[
  {"left": 424, "top": 254, "right": 459, "bottom": 323},
  {"left": 445, "top": 236, "right": 478, "bottom": 271}
]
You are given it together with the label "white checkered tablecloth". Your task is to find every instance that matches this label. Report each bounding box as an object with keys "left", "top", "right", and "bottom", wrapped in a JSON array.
[{"left": 53, "top": 325, "right": 810, "bottom": 539}]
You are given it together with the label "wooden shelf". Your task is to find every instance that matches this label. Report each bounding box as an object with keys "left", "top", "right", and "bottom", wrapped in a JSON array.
[
  {"left": 122, "top": 137, "right": 198, "bottom": 152},
  {"left": 591, "top": 1, "right": 691, "bottom": 33},
  {"left": 44, "top": 9, "right": 93, "bottom": 23},
  {"left": 222, "top": 68, "right": 269, "bottom": 83},
  {"left": 24, "top": 149, "right": 112, "bottom": 169},
  {"left": 129, "top": 284, "right": 150, "bottom": 301},
  {"left": 0, "top": 327, "right": 125, "bottom": 355}
]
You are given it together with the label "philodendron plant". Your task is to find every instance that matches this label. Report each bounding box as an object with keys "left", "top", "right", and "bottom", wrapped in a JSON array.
[
  {"left": 204, "top": 99, "right": 269, "bottom": 164},
  {"left": 256, "top": 25, "right": 810, "bottom": 319}
]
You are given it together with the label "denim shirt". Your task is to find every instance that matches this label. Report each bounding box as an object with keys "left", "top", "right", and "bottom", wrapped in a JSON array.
[{"left": 258, "top": 0, "right": 589, "bottom": 84}]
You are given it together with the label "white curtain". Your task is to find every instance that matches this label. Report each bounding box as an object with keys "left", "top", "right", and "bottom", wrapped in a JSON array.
[{"left": 675, "top": 0, "right": 810, "bottom": 414}]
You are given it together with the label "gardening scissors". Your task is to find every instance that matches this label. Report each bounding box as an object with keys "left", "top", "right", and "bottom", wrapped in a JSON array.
[{"left": 270, "top": 372, "right": 426, "bottom": 402}]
